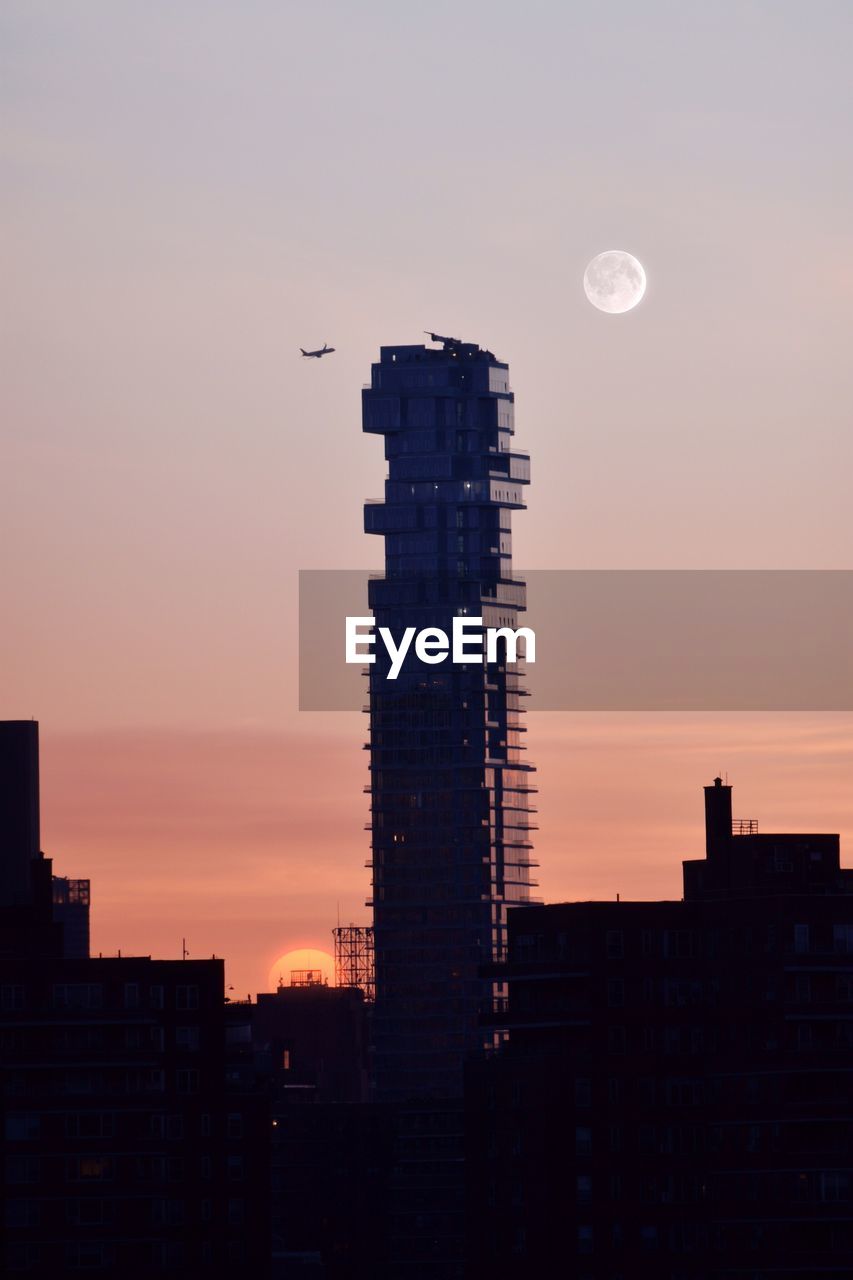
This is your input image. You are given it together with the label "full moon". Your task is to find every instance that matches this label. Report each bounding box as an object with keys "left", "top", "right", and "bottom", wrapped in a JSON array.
[{"left": 583, "top": 250, "right": 646, "bottom": 314}]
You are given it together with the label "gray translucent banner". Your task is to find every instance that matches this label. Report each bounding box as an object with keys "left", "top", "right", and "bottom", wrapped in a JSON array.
[{"left": 299, "top": 570, "right": 853, "bottom": 711}]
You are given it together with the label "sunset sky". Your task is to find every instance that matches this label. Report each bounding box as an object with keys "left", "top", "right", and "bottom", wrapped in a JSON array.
[{"left": 3, "top": 2, "right": 853, "bottom": 994}]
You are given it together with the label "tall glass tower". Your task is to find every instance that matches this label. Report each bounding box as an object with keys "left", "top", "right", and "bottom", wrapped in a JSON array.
[{"left": 363, "top": 336, "right": 536, "bottom": 1102}]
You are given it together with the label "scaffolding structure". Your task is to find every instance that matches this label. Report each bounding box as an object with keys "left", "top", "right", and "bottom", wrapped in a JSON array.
[
  {"left": 333, "top": 924, "right": 375, "bottom": 1002},
  {"left": 288, "top": 969, "right": 328, "bottom": 988}
]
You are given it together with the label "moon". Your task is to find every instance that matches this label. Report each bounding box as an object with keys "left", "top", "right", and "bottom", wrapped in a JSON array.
[{"left": 583, "top": 250, "right": 646, "bottom": 314}]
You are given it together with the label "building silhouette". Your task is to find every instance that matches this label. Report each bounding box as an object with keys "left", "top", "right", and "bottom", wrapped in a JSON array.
[
  {"left": 362, "top": 335, "right": 536, "bottom": 1104},
  {"left": 0, "top": 722, "right": 270, "bottom": 1277},
  {"left": 467, "top": 778, "right": 853, "bottom": 1278},
  {"left": 230, "top": 982, "right": 391, "bottom": 1277},
  {"left": 1, "top": 954, "right": 269, "bottom": 1276},
  {"left": 0, "top": 721, "right": 90, "bottom": 961},
  {"left": 0, "top": 721, "right": 41, "bottom": 907},
  {"left": 51, "top": 876, "right": 91, "bottom": 960}
]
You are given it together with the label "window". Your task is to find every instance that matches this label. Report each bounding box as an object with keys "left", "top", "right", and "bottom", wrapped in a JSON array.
[
  {"left": 227, "top": 1113, "right": 243, "bottom": 1139},
  {"left": 820, "top": 1172, "right": 850, "bottom": 1203},
  {"left": 152, "top": 1199, "right": 185, "bottom": 1227},
  {"left": 123, "top": 983, "right": 140, "bottom": 1009},
  {"left": 5, "top": 1113, "right": 40, "bottom": 1140},
  {"left": 577, "top": 1225, "right": 593, "bottom": 1254},
  {"left": 833, "top": 924, "right": 853, "bottom": 955},
  {"left": 640, "top": 1225, "right": 659, "bottom": 1251},
  {"left": 574, "top": 1078, "right": 592, "bottom": 1108},
  {"left": 65, "top": 1113, "right": 114, "bottom": 1139},
  {"left": 176, "top": 1068, "right": 199, "bottom": 1095},
  {"left": 66, "top": 1242, "right": 114, "bottom": 1270},
  {"left": 663, "top": 930, "right": 697, "bottom": 959},
  {"left": 176, "top": 985, "right": 199, "bottom": 1010},
  {"left": 6, "top": 1156, "right": 41, "bottom": 1184},
  {"left": 53, "top": 984, "right": 102, "bottom": 1010},
  {"left": 5, "top": 1197, "right": 40, "bottom": 1228},
  {"left": 608, "top": 1025, "right": 627, "bottom": 1054},
  {"left": 836, "top": 973, "right": 853, "bottom": 1002},
  {"left": 70, "top": 1156, "right": 114, "bottom": 1181},
  {"left": 606, "top": 930, "right": 624, "bottom": 959},
  {"left": 125, "top": 1067, "right": 164, "bottom": 1094},
  {"left": 67, "top": 1198, "right": 105, "bottom": 1226},
  {"left": 1, "top": 984, "right": 25, "bottom": 1011},
  {"left": 576, "top": 1175, "right": 592, "bottom": 1204},
  {"left": 794, "top": 924, "right": 810, "bottom": 955},
  {"left": 575, "top": 1126, "right": 592, "bottom": 1155},
  {"left": 149, "top": 985, "right": 164, "bottom": 1009},
  {"left": 6, "top": 1243, "right": 41, "bottom": 1271},
  {"left": 607, "top": 978, "right": 624, "bottom": 1007},
  {"left": 227, "top": 1154, "right": 244, "bottom": 1182},
  {"left": 176, "top": 1025, "right": 200, "bottom": 1051}
]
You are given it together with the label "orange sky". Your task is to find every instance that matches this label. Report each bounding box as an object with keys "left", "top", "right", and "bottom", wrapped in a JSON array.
[
  {"left": 4, "top": 6, "right": 853, "bottom": 995},
  {"left": 38, "top": 714, "right": 853, "bottom": 994}
]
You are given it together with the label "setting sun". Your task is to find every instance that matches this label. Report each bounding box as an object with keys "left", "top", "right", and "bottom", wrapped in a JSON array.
[{"left": 267, "top": 947, "right": 335, "bottom": 992}]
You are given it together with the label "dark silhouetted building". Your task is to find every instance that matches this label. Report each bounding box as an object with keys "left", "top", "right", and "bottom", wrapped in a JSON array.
[
  {"left": 362, "top": 336, "right": 536, "bottom": 1279},
  {"left": 254, "top": 981, "right": 369, "bottom": 1105},
  {"left": 468, "top": 778, "right": 853, "bottom": 1278},
  {"left": 0, "top": 955, "right": 270, "bottom": 1277},
  {"left": 0, "top": 722, "right": 41, "bottom": 906},
  {"left": 52, "top": 877, "right": 91, "bottom": 960},
  {"left": 0, "top": 721, "right": 90, "bottom": 959},
  {"left": 219, "top": 981, "right": 389, "bottom": 1278},
  {"left": 363, "top": 336, "right": 536, "bottom": 1104},
  {"left": 0, "top": 722, "right": 270, "bottom": 1276}
]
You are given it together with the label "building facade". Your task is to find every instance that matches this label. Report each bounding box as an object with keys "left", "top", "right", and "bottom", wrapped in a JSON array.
[
  {"left": 0, "top": 955, "right": 270, "bottom": 1278},
  {"left": 0, "top": 721, "right": 90, "bottom": 960},
  {"left": 363, "top": 335, "right": 536, "bottom": 1104},
  {"left": 0, "top": 721, "right": 270, "bottom": 1277},
  {"left": 468, "top": 779, "right": 853, "bottom": 1278}
]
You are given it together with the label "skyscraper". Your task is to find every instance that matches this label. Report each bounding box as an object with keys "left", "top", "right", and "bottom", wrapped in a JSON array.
[
  {"left": 0, "top": 720, "right": 41, "bottom": 907},
  {"left": 363, "top": 335, "right": 536, "bottom": 1102},
  {"left": 0, "top": 720, "right": 90, "bottom": 959}
]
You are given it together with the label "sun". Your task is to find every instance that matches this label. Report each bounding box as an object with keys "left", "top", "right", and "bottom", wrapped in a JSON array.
[{"left": 267, "top": 947, "right": 335, "bottom": 991}]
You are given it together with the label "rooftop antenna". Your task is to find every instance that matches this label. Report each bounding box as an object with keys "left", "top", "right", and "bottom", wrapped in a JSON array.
[{"left": 181, "top": 938, "right": 189, "bottom": 961}]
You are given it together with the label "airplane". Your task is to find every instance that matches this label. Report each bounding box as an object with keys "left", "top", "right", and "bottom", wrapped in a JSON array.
[{"left": 300, "top": 343, "right": 335, "bottom": 358}]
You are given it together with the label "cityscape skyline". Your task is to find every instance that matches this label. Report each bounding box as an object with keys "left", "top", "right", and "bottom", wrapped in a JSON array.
[
  {"left": 4, "top": 1, "right": 853, "bottom": 997},
  {"left": 4, "top": 6, "right": 853, "bottom": 1274},
  {"left": 7, "top": 716, "right": 853, "bottom": 1275}
]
